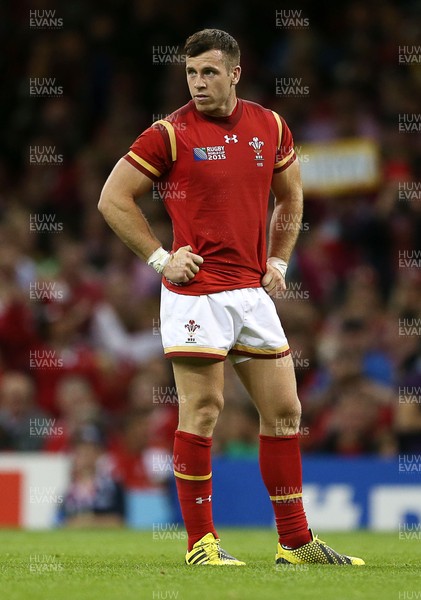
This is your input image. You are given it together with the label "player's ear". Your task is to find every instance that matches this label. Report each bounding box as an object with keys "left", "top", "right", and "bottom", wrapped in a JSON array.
[{"left": 231, "top": 65, "right": 241, "bottom": 86}]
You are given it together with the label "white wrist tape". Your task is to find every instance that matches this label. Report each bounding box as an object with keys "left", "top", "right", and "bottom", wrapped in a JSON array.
[
  {"left": 268, "top": 257, "right": 288, "bottom": 279},
  {"left": 147, "top": 247, "right": 171, "bottom": 274}
]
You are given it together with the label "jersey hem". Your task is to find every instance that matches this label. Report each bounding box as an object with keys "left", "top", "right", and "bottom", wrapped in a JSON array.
[{"left": 162, "top": 279, "right": 263, "bottom": 296}]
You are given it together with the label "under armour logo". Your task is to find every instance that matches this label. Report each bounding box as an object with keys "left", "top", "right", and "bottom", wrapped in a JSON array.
[
  {"left": 224, "top": 134, "right": 238, "bottom": 144},
  {"left": 195, "top": 495, "right": 212, "bottom": 504}
]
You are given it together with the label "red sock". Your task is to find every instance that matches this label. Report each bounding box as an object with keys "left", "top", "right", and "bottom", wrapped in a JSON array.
[
  {"left": 173, "top": 430, "right": 218, "bottom": 551},
  {"left": 259, "top": 434, "right": 311, "bottom": 549}
]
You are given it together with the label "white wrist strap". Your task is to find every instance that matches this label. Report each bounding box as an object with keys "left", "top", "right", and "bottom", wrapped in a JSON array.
[
  {"left": 147, "top": 247, "right": 171, "bottom": 274},
  {"left": 268, "top": 258, "right": 288, "bottom": 278}
]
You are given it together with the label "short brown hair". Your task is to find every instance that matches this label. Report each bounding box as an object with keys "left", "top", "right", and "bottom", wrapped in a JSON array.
[{"left": 184, "top": 29, "right": 240, "bottom": 70}]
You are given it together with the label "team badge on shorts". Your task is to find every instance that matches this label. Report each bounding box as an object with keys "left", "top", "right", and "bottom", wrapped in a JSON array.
[{"left": 185, "top": 319, "right": 201, "bottom": 343}]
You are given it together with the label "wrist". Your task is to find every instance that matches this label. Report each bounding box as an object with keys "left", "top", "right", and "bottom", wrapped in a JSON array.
[
  {"left": 267, "top": 257, "right": 288, "bottom": 278},
  {"left": 147, "top": 247, "right": 171, "bottom": 274}
]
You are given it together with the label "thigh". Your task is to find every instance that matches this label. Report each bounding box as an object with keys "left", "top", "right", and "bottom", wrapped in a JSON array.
[
  {"left": 172, "top": 357, "right": 225, "bottom": 402},
  {"left": 172, "top": 358, "right": 225, "bottom": 433},
  {"left": 233, "top": 355, "right": 301, "bottom": 434}
]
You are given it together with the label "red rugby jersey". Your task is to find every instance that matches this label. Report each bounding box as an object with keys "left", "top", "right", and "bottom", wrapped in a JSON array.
[{"left": 125, "top": 99, "right": 296, "bottom": 295}]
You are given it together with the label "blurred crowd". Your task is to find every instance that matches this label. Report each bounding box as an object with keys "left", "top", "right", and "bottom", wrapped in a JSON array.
[{"left": 1, "top": 0, "right": 420, "bottom": 517}]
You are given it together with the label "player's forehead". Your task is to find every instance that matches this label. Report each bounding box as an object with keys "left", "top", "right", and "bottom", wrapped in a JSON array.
[{"left": 185, "top": 49, "right": 227, "bottom": 71}]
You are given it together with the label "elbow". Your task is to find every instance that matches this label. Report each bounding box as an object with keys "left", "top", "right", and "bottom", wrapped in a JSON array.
[
  {"left": 98, "top": 187, "right": 111, "bottom": 216},
  {"left": 98, "top": 177, "right": 136, "bottom": 218}
]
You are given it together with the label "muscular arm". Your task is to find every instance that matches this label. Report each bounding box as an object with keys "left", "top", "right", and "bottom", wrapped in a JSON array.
[
  {"left": 261, "top": 159, "right": 303, "bottom": 296},
  {"left": 98, "top": 158, "right": 161, "bottom": 260},
  {"left": 98, "top": 159, "right": 203, "bottom": 282}
]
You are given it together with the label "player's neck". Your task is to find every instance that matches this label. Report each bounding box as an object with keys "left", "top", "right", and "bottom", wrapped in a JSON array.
[{"left": 203, "top": 95, "right": 238, "bottom": 118}]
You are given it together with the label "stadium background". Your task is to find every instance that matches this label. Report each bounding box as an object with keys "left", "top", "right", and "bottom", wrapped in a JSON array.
[{"left": 0, "top": 0, "right": 420, "bottom": 530}]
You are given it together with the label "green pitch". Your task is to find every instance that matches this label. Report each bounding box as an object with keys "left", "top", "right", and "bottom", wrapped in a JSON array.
[{"left": 0, "top": 529, "right": 419, "bottom": 600}]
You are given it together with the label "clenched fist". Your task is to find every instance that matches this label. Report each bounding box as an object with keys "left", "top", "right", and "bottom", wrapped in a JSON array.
[{"left": 163, "top": 245, "right": 204, "bottom": 284}]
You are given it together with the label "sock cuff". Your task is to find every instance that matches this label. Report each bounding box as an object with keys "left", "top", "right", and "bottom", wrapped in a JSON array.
[
  {"left": 259, "top": 433, "right": 299, "bottom": 442},
  {"left": 175, "top": 429, "right": 213, "bottom": 447}
]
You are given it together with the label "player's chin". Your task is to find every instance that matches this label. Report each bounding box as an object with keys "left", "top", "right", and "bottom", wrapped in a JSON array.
[{"left": 193, "top": 99, "right": 213, "bottom": 111}]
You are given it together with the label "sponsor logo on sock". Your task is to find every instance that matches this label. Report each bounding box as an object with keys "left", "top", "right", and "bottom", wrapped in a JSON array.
[{"left": 195, "top": 495, "right": 212, "bottom": 504}]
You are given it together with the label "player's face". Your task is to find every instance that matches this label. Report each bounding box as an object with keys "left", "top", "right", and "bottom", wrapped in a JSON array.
[{"left": 186, "top": 49, "right": 241, "bottom": 117}]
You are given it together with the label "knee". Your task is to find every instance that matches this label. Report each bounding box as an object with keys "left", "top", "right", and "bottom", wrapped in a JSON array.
[
  {"left": 196, "top": 401, "right": 223, "bottom": 431},
  {"left": 275, "top": 400, "right": 302, "bottom": 434},
  {"left": 261, "top": 396, "right": 302, "bottom": 435},
  {"left": 179, "top": 392, "right": 224, "bottom": 436}
]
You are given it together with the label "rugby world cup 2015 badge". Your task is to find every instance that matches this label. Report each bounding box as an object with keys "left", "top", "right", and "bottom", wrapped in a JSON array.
[
  {"left": 185, "top": 319, "right": 200, "bottom": 343},
  {"left": 249, "top": 136, "right": 264, "bottom": 166},
  {"left": 193, "top": 146, "right": 226, "bottom": 161},
  {"left": 193, "top": 147, "right": 208, "bottom": 160}
]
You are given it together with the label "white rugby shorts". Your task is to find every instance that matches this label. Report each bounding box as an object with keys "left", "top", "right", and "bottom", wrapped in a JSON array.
[{"left": 160, "top": 285, "right": 290, "bottom": 363}]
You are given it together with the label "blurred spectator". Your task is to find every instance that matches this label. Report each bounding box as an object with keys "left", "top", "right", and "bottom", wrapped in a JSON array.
[
  {"left": 43, "top": 374, "right": 103, "bottom": 452},
  {"left": 108, "top": 407, "right": 173, "bottom": 527},
  {"left": 219, "top": 404, "right": 260, "bottom": 458},
  {"left": 109, "top": 407, "right": 170, "bottom": 490},
  {"left": 313, "top": 381, "right": 396, "bottom": 455},
  {"left": 126, "top": 364, "right": 178, "bottom": 450},
  {"left": 91, "top": 270, "right": 163, "bottom": 363},
  {"left": 303, "top": 349, "right": 395, "bottom": 454},
  {"left": 58, "top": 424, "right": 124, "bottom": 528},
  {"left": 0, "top": 372, "right": 49, "bottom": 450}
]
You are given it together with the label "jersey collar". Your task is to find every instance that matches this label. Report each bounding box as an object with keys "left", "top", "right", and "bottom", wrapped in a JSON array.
[{"left": 191, "top": 98, "right": 243, "bottom": 130}]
